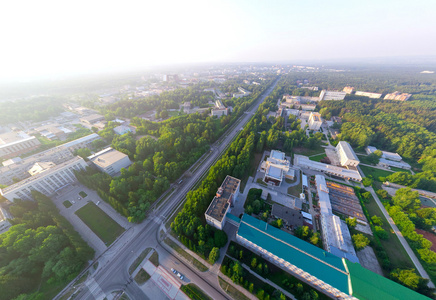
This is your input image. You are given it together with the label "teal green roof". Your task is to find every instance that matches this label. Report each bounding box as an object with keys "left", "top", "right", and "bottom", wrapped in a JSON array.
[
  {"left": 345, "top": 261, "right": 430, "bottom": 300},
  {"left": 238, "top": 214, "right": 350, "bottom": 294},
  {"left": 226, "top": 212, "right": 241, "bottom": 223}
]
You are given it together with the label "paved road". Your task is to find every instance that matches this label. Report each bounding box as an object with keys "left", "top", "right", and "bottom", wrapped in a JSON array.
[
  {"left": 60, "top": 77, "right": 281, "bottom": 300},
  {"left": 367, "top": 186, "right": 435, "bottom": 288}
]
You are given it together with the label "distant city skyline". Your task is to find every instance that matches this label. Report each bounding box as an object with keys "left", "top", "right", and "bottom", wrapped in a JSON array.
[{"left": 2, "top": 0, "right": 436, "bottom": 81}]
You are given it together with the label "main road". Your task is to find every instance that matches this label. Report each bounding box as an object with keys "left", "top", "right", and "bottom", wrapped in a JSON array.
[{"left": 61, "top": 76, "right": 280, "bottom": 300}]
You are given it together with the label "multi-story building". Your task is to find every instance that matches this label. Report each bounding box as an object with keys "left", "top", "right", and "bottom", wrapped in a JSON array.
[
  {"left": 336, "top": 141, "right": 359, "bottom": 167},
  {"left": 234, "top": 214, "right": 423, "bottom": 300},
  {"left": 0, "top": 156, "right": 87, "bottom": 202},
  {"left": 0, "top": 207, "right": 12, "bottom": 234},
  {"left": 355, "top": 91, "right": 382, "bottom": 99},
  {"left": 0, "top": 131, "right": 41, "bottom": 159},
  {"left": 211, "top": 99, "right": 229, "bottom": 118},
  {"left": 315, "top": 175, "right": 359, "bottom": 263},
  {"left": 60, "top": 133, "right": 101, "bottom": 151},
  {"left": 365, "top": 146, "right": 411, "bottom": 170},
  {"left": 308, "top": 112, "right": 322, "bottom": 131},
  {"left": 261, "top": 150, "right": 294, "bottom": 186},
  {"left": 319, "top": 90, "right": 346, "bottom": 101},
  {"left": 205, "top": 175, "right": 240, "bottom": 230},
  {"left": 88, "top": 147, "right": 131, "bottom": 176},
  {"left": 384, "top": 91, "right": 412, "bottom": 101},
  {"left": 342, "top": 86, "right": 354, "bottom": 94}
]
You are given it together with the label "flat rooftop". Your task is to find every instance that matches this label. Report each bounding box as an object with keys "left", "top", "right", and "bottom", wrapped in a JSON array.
[
  {"left": 270, "top": 150, "right": 285, "bottom": 161},
  {"left": 271, "top": 204, "right": 303, "bottom": 228},
  {"left": 91, "top": 148, "right": 129, "bottom": 168},
  {"left": 205, "top": 175, "right": 240, "bottom": 222},
  {"left": 266, "top": 165, "right": 283, "bottom": 181}
]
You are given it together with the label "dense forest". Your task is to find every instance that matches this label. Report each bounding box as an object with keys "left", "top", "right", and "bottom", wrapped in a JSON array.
[
  {"left": 75, "top": 76, "right": 276, "bottom": 222},
  {"left": 0, "top": 192, "right": 94, "bottom": 300}
]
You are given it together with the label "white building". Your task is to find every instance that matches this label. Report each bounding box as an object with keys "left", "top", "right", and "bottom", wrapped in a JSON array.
[
  {"left": 205, "top": 175, "right": 240, "bottom": 230},
  {"left": 0, "top": 207, "right": 12, "bottom": 234},
  {"left": 88, "top": 147, "right": 131, "bottom": 176},
  {"left": 355, "top": 91, "right": 382, "bottom": 99},
  {"left": 80, "top": 114, "right": 105, "bottom": 125},
  {"left": 315, "top": 175, "right": 359, "bottom": 263},
  {"left": 0, "top": 131, "right": 41, "bottom": 159},
  {"left": 60, "top": 133, "right": 101, "bottom": 151},
  {"left": 365, "top": 146, "right": 411, "bottom": 170},
  {"left": 113, "top": 125, "right": 132, "bottom": 135},
  {"left": 0, "top": 156, "right": 88, "bottom": 202},
  {"left": 319, "top": 90, "right": 346, "bottom": 101},
  {"left": 308, "top": 112, "right": 322, "bottom": 131},
  {"left": 261, "top": 150, "right": 295, "bottom": 186},
  {"left": 294, "top": 155, "right": 362, "bottom": 182},
  {"left": 336, "top": 141, "right": 359, "bottom": 167},
  {"left": 211, "top": 99, "right": 229, "bottom": 118}
]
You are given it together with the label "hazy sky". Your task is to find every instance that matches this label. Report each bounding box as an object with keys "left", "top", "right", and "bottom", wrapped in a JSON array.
[{"left": 1, "top": 0, "right": 436, "bottom": 81}]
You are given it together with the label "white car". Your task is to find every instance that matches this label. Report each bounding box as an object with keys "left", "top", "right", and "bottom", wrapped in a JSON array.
[
  {"left": 171, "top": 268, "right": 177, "bottom": 274},
  {"left": 177, "top": 272, "right": 184, "bottom": 280}
]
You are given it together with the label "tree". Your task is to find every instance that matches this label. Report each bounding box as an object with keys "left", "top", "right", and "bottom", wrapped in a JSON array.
[
  {"left": 346, "top": 217, "right": 357, "bottom": 228},
  {"left": 208, "top": 247, "right": 220, "bottom": 264},
  {"left": 371, "top": 215, "right": 383, "bottom": 226},
  {"left": 366, "top": 153, "right": 380, "bottom": 165},
  {"left": 376, "top": 189, "right": 389, "bottom": 200},
  {"left": 374, "top": 226, "right": 389, "bottom": 240},
  {"left": 214, "top": 230, "right": 228, "bottom": 248},
  {"left": 362, "top": 177, "right": 373, "bottom": 187},
  {"left": 391, "top": 269, "right": 420, "bottom": 290},
  {"left": 352, "top": 234, "right": 370, "bottom": 250},
  {"left": 392, "top": 188, "right": 420, "bottom": 211},
  {"left": 251, "top": 257, "right": 257, "bottom": 269},
  {"left": 277, "top": 219, "right": 283, "bottom": 228}
]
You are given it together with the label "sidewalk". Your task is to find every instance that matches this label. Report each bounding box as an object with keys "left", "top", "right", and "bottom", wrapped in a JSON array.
[{"left": 367, "top": 186, "right": 435, "bottom": 288}]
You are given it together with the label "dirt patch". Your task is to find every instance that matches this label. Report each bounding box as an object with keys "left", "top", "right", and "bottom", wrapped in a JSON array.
[{"left": 416, "top": 229, "right": 436, "bottom": 252}]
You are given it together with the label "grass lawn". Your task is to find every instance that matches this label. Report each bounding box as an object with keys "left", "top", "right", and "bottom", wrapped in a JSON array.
[
  {"left": 390, "top": 166, "right": 411, "bottom": 174},
  {"left": 134, "top": 269, "right": 150, "bottom": 285},
  {"left": 63, "top": 200, "right": 72, "bottom": 208},
  {"left": 309, "top": 153, "right": 327, "bottom": 162},
  {"left": 357, "top": 154, "right": 374, "bottom": 165},
  {"left": 149, "top": 251, "right": 159, "bottom": 267},
  {"left": 256, "top": 178, "right": 267, "bottom": 186},
  {"left": 129, "top": 248, "right": 152, "bottom": 275},
  {"left": 181, "top": 284, "right": 213, "bottom": 300},
  {"left": 359, "top": 165, "right": 393, "bottom": 181},
  {"left": 218, "top": 277, "right": 250, "bottom": 300},
  {"left": 75, "top": 202, "right": 125, "bottom": 245},
  {"left": 168, "top": 110, "right": 184, "bottom": 117},
  {"left": 79, "top": 191, "right": 87, "bottom": 198},
  {"left": 287, "top": 178, "right": 302, "bottom": 197},
  {"left": 164, "top": 237, "right": 209, "bottom": 272},
  {"left": 364, "top": 194, "right": 415, "bottom": 271},
  {"left": 293, "top": 146, "right": 324, "bottom": 157}
]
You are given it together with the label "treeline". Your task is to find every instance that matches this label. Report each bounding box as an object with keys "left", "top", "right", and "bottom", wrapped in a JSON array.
[
  {"left": 0, "top": 191, "right": 94, "bottom": 300},
  {"left": 0, "top": 97, "right": 65, "bottom": 125},
  {"left": 75, "top": 78, "right": 275, "bottom": 222}
]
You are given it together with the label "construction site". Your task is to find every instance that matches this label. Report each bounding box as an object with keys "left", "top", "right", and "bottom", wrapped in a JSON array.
[{"left": 326, "top": 182, "right": 367, "bottom": 224}]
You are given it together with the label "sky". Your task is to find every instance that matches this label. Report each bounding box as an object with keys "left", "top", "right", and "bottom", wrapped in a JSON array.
[{"left": 1, "top": 0, "right": 436, "bottom": 81}]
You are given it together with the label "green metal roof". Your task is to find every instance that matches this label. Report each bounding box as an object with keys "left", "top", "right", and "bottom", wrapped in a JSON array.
[
  {"left": 238, "top": 214, "right": 350, "bottom": 294},
  {"left": 226, "top": 212, "right": 241, "bottom": 223},
  {"left": 345, "top": 261, "right": 430, "bottom": 300}
]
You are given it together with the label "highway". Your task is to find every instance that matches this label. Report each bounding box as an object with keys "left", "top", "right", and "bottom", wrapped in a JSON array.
[{"left": 61, "top": 77, "right": 280, "bottom": 300}]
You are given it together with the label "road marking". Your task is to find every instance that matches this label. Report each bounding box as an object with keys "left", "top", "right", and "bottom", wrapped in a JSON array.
[{"left": 85, "top": 278, "right": 106, "bottom": 299}]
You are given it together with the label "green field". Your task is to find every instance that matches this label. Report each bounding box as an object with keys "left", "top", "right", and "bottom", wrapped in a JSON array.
[
  {"left": 75, "top": 202, "right": 125, "bottom": 245},
  {"left": 79, "top": 191, "right": 87, "bottom": 198},
  {"left": 181, "top": 284, "right": 213, "bottom": 300},
  {"left": 63, "top": 200, "right": 72, "bottom": 208},
  {"left": 359, "top": 165, "right": 393, "bottom": 181},
  {"left": 134, "top": 269, "right": 150, "bottom": 285},
  {"left": 309, "top": 153, "right": 327, "bottom": 162}
]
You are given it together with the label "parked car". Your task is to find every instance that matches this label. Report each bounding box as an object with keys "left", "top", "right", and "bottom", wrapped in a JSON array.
[
  {"left": 171, "top": 268, "right": 177, "bottom": 274},
  {"left": 177, "top": 272, "right": 184, "bottom": 280}
]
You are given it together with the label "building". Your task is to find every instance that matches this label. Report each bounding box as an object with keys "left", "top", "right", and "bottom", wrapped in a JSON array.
[
  {"left": 0, "top": 131, "right": 41, "bottom": 159},
  {"left": 211, "top": 99, "right": 229, "bottom": 118},
  {"left": 343, "top": 86, "right": 354, "bottom": 94},
  {"left": 232, "top": 87, "right": 251, "bottom": 98},
  {"left": 261, "top": 150, "right": 295, "bottom": 186},
  {"left": 315, "top": 175, "right": 359, "bottom": 263},
  {"left": 60, "top": 133, "right": 101, "bottom": 151},
  {"left": 234, "top": 214, "right": 426, "bottom": 300},
  {"left": 365, "top": 146, "right": 411, "bottom": 170},
  {"left": 80, "top": 114, "right": 105, "bottom": 125},
  {"left": 88, "top": 147, "right": 132, "bottom": 176},
  {"left": 113, "top": 125, "right": 132, "bottom": 135},
  {"left": 336, "top": 141, "right": 359, "bottom": 167},
  {"left": 205, "top": 175, "right": 240, "bottom": 230},
  {"left": 0, "top": 206, "right": 12, "bottom": 234},
  {"left": 355, "top": 91, "right": 382, "bottom": 99},
  {"left": 308, "top": 112, "right": 322, "bottom": 131},
  {"left": 271, "top": 204, "right": 303, "bottom": 229},
  {"left": 294, "top": 155, "right": 362, "bottom": 181},
  {"left": 384, "top": 91, "right": 412, "bottom": 101},
  {"left": 0, "top": 156, "right": 87, "bottom": 202},
  {"left": 319, "top": 90, "right": 346, "bottom": 101}
]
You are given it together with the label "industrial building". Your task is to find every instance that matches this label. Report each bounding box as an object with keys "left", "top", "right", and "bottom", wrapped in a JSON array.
[
  {"left": 261, "top": 150, "right": 295, "bottom": 186},
  {"left": 308, "top": 112, "right": 322, "bottom": 131},
  {"left": 80, "top": 114, "right": 105, "bottom": 125},
  {"left": 0, "top": 131, "right": 41, "bottom": 159},
  {"left": 355, "top": 91, "right": 382, "bottom": 99},
  {"left": 384, "top": 91, "right": 412, "bottom": 101},
  {"left": 316, "top": 175, "right": 359, "bottom": 263},
  {"left": 88, "top": 147, "right": 132, "bottom": 176},
  {"left": 336, "top": 141, "right": 360, "bottom": 167},
  {"left": 319, "top": 90, "right": 346, "bottom": 101},
  {"left": 0, "top": 156, "right": 88, "bottom": 202},
  {"left": 234, "top": 214, "right": 426, "bottom": 300},
  {"left": 294, "top": 155, "right": 362, "bottom": 182},
  {"left": 205, "top": 175, "right": 240, "bottom": 230}
]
